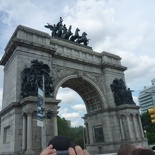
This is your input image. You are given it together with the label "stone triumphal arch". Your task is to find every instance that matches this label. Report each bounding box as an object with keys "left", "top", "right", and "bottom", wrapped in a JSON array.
[{"left": 0, "top": 24, "right": 147, "bottom": 155}]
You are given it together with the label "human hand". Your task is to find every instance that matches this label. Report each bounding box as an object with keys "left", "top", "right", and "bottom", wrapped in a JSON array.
[
  {"left": 40, "top": 145, "right": 56, "bottom": 155},
  {"left": 68, "top": 146, "right": 90, "bottom": 155}
]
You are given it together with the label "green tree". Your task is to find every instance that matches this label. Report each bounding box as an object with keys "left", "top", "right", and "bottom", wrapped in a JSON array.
[
  {"left": 57, "top": 116, "right": 70, "bottom": 135},
  {"left": 141, "top": 112, "right": 155, "bottom": 144},
  {"left": 67, "top": 126, "right": 85, "bottom": 149},
  {"left": 57, "top": 116, "right": 85, "bottom": 148}
]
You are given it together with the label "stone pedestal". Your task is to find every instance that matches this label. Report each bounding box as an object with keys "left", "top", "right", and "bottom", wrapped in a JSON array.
[
  {"left": 84, "top": 104, "right": 148, "bottom": 154},
  {"left": 20, "top": 97, "right": 61, "bottom": 154},
  {"left": 0, "top": 97, "right": 60, "bottom": 155},
  {"left": 25, "top": 149, "right": 36, "bottom": 155}
]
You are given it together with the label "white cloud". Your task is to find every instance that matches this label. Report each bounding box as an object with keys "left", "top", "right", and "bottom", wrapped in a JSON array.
[
  {"left": 57, "top": 87, "right": 81, "bottom": 104},
  {"left": 58, "top": 105, "right": 85, "bottom": 127},
  {"left": 116, "top": 51, "right": 155, "bottom": 77},
  {"left": 71, "top": 104, "right": 86, "bottom": 112},
  {"left": 58, "top": 107, "right": 80, "bottom": 119},
  {"left": 133, "top": 96, "right": 139, "bottom": 105},
  {"left": 71, "top": 121, "right": 79, "bottom": 127},
  {"left": 61, "top": 112, "right": 80, "bottom": 119},
  {"left": 58, "top": 108, "right": 68, "bottom": 115},
  {"left": 63, "top": 0, "right": 121, "bottom": 48}
]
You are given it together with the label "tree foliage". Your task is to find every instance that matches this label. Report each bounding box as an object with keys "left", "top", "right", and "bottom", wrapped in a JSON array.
[
  {"left": 67, "top": 126, "right": 85, "bottom": 149},
  {"left": 57, "top": 116, "right": 85, "bottom": 149},
  {"left": 141, "top": 112, "right": 155, "bottom": 144},
  {"left": 57, "top": 116, "right": 70, "bottom": 135}
]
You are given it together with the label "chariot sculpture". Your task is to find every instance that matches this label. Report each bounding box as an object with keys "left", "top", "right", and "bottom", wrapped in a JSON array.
[{"left": 45, "top": 17, "right": 89, "bottom": 46}]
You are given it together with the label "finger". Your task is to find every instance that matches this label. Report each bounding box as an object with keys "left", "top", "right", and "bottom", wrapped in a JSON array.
[
  {"left": 69, "top": 147, "right": 76, "bottom": 155},
  {"left": 49, "top": 153, "right": 56, "bottom": 155},
  {"left": 48, "top": 144, "right": 53, "bottom": 149},
  {"left": 51, "top": 149, "right": 56, "bottom": 154},
  {"left": 48, "top": 148, "right": 56, "bottom": 154},
  {"left": 45, "top": 145, "right": 56, "bottom": 154},
  {"left": 83, "top": 150, "right": 90, "bottom": 155},
  {"left": 75, "top": 146, "right": 84, "bottom": 155}
]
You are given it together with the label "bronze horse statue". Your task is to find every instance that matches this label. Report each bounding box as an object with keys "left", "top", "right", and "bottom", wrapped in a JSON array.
[
  {"left": 61, "top": 25, "right": 73, "bottom": 39},
  {"left": 70, "top": 28, "right": 80, "bottom": 41},
  {"left": 45, "top": 23, "right": 57, "bottom": 36},
  {"left": 45, "top": 20, "right": 63, "bottom": 37},
  {"left": 76, "top": 32, "right": 89, "bottom": 46}
]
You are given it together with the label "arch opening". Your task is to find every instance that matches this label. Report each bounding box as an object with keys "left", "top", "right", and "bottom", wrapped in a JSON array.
[
  {"left": 57, "top": 87, "right": 86, "bottom": 127},
  {"left": 56, "top": 77, "right": 103, "bottom": 115}
]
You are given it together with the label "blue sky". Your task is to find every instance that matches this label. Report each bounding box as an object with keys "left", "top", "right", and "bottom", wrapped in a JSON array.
[{"left": 1, "top": 0, "right": 155, "bottom": 126}]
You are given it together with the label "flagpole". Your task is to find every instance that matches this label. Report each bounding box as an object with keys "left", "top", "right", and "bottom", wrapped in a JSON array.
[{"left": 42, "top": 75, "right": 46, "bottom": 148}]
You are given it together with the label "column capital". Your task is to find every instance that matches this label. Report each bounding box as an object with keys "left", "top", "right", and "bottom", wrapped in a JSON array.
[
  {"left": 125, "top": 113, "right": 131, "bottom": 117},
  {"left": 21, "top": 113, "right": 27, "bottom": 118},
  {"left": 117, "top": 113, "right": 128, "bottom": 118},
  {"left": 52, "top": 111, "right": 58, "bottom": 117},
  {"left": 23, "top": 108, "right": 34, "bottom": 116},
  {"left": 132, "top": 113, "right": 138, "bottom": 117},
  {"left": 117, "top": 115, "right": 122, "bottom": 119}
]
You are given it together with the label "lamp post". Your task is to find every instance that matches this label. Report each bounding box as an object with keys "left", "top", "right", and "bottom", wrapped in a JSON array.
[{"left": 144, "top": 130, "right": 147, "bottom": 139}]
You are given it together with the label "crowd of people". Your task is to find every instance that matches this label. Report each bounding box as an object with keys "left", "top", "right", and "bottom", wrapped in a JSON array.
[
  {"left": 40, "top": 136, "right": 155, "bottom": 155},
  {"left": 117, "top": 143, "right": 155, "bottom": 155}
]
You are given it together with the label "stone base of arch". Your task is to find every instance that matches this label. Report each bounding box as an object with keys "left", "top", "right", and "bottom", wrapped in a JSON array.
[
  {"left": 83, "top": 104, "right": 148, "bottom": 154},
  {"left": 86, "top": 139, "right": 148, "bottom": 154},
  {"left": 0, "top": 97, "right": 61, "bottom": 155}
]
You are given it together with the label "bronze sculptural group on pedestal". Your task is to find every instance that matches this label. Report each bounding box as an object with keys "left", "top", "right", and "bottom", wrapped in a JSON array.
[
  {"left": 110, "top": 78, "right": 135, "bottom": 106},
  {"left": 45, "top": 17, "right": 89, "bottom": 46},
  {"left": 21, "top": 59, "right": 54, "bottom": 98}
]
